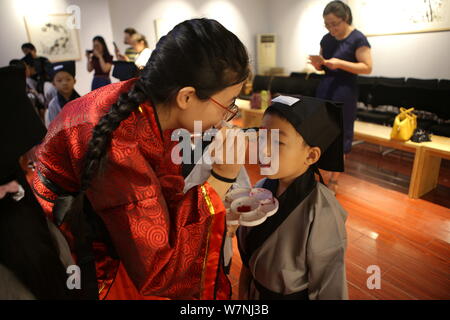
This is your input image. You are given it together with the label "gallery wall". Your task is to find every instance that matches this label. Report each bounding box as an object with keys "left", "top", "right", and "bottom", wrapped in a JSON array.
[
  {"left": 0, "top": 0, "right": 115, "bottom": 95},
  {"left": 1, "top": 0, "right": 449, "bottom": 97},
  {"left": 107, "top": 0, "right": 269, "bottom": 75},
  {"left": 267, "top": 0, "right": 450, "bottom": 79}
]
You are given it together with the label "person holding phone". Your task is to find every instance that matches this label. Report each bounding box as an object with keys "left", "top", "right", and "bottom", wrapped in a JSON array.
[
  {"left": 86, "top": 36, "right": 113, "bottom": 91},
  {"left": 309, "top": 1, "right": 372, "bottom": 193},
  {"left": 117, "top": 33, "right": 151, "bottom": 69},
  {"left": 114, "top": 28, "right": 138, "bottom": 62}
]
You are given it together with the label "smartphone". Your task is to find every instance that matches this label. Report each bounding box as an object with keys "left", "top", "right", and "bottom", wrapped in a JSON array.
[
  {"left": 309, "top": 55, "right": 324, "bottom": 63},
  {"left": 113, "top": 41, "right": 118, "bottom": 50},
  {"left": 86, "top": 49, "right": 93, "bottom": 54}
]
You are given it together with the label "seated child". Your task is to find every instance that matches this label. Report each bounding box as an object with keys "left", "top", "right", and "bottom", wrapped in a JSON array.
[
  {"left": 237, "top": 95, "right": 348, "bottom": 300},
  {"left": 45, "top": 61, "right": 80, "bottom": 127}
]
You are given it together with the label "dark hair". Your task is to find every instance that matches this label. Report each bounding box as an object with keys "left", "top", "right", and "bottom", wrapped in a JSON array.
[
  {"left": 92, "top": 36, "right": 112, "bottom": 59},
  {"left": 323, "top": 1, "right": 353, "bottom": 25},
  {"left": 21, "top": 42, "right": 36, "bottom": 51},
  {"left": 264, "top": 107, "right": 310, "bottom": 147},
  {"left": 124, "top": 28, "right": 137, "bottom": 35},
  {"left": 130, "top": 33, "right": 148, "bottom": 48},
  {"left": 9, "top": 59, "right": 26, "bottom": 68},
  {"left": 79, "top": 18, "right": 249, "bottom": 192},
  {"left": 21, "top": 53, "right": 35, "bottom": 68}
]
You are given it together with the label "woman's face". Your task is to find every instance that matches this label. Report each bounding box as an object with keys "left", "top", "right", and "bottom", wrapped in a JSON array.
[
  {"left": 324, "top": 13, "right": 348, "bottom": 38},
  {"left": 93, "top": 40, "right": 103, "bottom": 53},
  {"left": 178, "top": 81, "right": 244, "bottom": 133}
]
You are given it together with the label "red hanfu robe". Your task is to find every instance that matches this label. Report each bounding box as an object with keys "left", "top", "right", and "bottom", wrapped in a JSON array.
[{"left": 31, "top": 79, "right": 231, "bottom": 300}]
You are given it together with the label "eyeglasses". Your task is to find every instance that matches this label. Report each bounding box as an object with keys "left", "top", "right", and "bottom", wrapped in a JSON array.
[
  {"left": 209, "top": 97, "right": 239, "bottom": 122},
  {"left": 324, "top": 20, "right": 343, "bottom": 29}
]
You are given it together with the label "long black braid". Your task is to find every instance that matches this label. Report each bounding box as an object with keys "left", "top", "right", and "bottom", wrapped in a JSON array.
[{"left": 79, "top": 81, "right": 147, "bottom": 192}]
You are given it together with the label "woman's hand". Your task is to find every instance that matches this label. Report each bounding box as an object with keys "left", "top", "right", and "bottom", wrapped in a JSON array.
[
  {"left": 0, "top": 181, "right": 20, "bottom": 199},
  {"left": 308, "top": 55, "right": 324, "bottom": 70},
  {"left": 210, "top": 126, "right": 248, "bottom": 180},
  {"left": 324, "top": 58, "right": 341, "bottom": 70}
]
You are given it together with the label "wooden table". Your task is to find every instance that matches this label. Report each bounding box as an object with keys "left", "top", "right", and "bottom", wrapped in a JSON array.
[
  {"left": 238, "top": 99, "right": 450, "bottom": 199},
  {"left": 353, "top": 121, "right": 450, "bottom": 199}
]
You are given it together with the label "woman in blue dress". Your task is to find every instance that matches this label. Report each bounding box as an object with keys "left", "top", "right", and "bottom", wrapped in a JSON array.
[{"left": 310, "top": 0, "right": 372, "bottom": 193}]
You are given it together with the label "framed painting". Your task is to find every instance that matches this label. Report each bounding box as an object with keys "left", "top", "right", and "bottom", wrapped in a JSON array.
[
  {"left": 348, "top": 0, "right": 450, "bottom": 36},
  {"left": 24, "top": 14, "right": 81, "bottom": 62}
]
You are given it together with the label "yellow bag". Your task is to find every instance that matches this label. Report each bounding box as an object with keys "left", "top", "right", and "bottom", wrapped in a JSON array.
[{"left": 390, "top": 107, "right": 417, "bottom": 141}]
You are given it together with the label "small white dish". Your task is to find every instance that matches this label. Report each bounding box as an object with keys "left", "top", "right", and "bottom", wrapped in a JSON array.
[
  {"left": 230, "top": 196, "right": 261, "bottom": 220},
  {"left": 239, "top": 210, "right": 268, "bottom": 227},
  {"left": 250, "top": 188, "right": 274, "bottom": 205},
  {"left": 260, "top": 197, "right": 279, "bottom": 217},
  {"left": 224, "top": 188, "right": 251, "bottom": 208}
]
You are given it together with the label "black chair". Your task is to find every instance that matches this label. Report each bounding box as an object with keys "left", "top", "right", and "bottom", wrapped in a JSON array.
[
  {"left": 289, "top": 72, "right": 307, "bottom": 79},
  {"left": 356, "top": 110, "right": 395, "bottom": 126},
  {"left": 377, "top": 77, "right": 406, "bottom": 86},
  {"left": 438, "top": 79, "right": 450, "bottom": 90},
  {"left": 357, "top": 76, "right": 377, "bottom": 105},
  {"left": 406, "top": 78, "right": 439, "bottom": 89},
  {"left": 429, "top": 123, "right": 450, "bottom": 137},
  {"left": 270, "top": 76, "right": 319, "bottom": 97},
  {"left": 371, "top": 83, "right": 410, "bottom": 108},
  {"left": 252, "top": 75, "right": 272, "bottom": 92}
]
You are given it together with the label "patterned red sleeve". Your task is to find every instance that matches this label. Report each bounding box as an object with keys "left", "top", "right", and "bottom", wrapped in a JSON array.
[{"left": 95, "top": 180, "right": 229, "bottom": 299}]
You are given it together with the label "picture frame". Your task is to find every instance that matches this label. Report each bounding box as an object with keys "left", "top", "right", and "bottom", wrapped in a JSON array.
[
  {"left": 348, "top": 0, "right": 450, "bottom": 36},
  {"left": 23, "top": 14, "right": 81, "bottom": 62}
]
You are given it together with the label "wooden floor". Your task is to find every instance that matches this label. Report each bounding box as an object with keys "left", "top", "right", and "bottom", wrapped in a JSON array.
[{"left": 228, "top": 143, "right": 450, "bottom": 300}]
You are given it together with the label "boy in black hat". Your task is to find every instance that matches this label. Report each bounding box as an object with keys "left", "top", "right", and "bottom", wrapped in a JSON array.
[
  {"left": 237, "top": 95, "right": 348, "bottom": 300},
  {"left": 45, "top": 61, "right": 80, "bottom": 127}
]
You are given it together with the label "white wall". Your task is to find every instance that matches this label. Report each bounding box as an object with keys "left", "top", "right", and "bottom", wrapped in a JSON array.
[
  {"left": 0, "top": 0, "right": 115, "bottom": 95},
  {"left": 266, "top": 0, "right": 450, "bottom": 79},
  {"left": 1, "top": 0, "right": 449, "bottom": 97},
  {"left": 368, "top": 32, "right": 450, "bottom": 79},
  {"left": 107, "top": 0, "right": 270, "bottom": 74}
]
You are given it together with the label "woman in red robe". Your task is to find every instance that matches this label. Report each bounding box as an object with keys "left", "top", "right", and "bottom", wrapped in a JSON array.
[{"left": 31, "top": 19, "right": 249, "bottom": 300}]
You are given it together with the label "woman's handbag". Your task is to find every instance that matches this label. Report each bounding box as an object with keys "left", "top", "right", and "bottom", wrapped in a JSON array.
[{"left": 390, "top": 107, "right": 417, "bottom": 141}]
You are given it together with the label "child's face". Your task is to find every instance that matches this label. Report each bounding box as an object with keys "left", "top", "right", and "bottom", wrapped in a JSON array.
[
  {"left": 259, "top": 113, "right": 319, "bottom": 181},
  {"left": 53, "top": 71, "right": 75, "bottom": 96}
]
